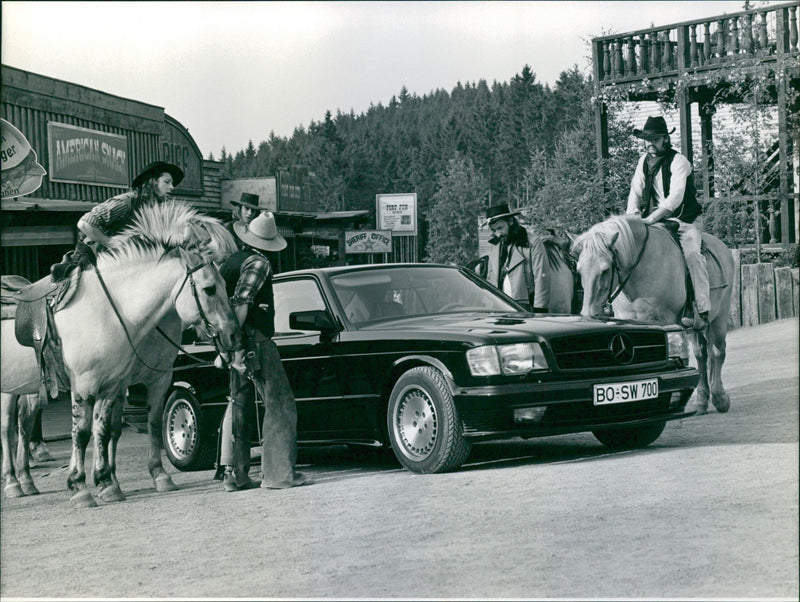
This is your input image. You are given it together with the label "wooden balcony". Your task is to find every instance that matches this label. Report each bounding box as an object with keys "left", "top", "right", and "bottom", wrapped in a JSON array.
[
  {"left": 592, "top": 1, "right": 799, "bottom": 248},
  {"left": 593, "top": 2, "right": 799, "bottom": 96}
]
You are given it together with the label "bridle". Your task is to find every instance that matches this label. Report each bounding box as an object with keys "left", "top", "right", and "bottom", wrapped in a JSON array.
[
  {"left": 601, "top": 223, "right": 650, "bottom": 313},
  {"left": 95, "top": 247, "right": 238, "bottom": 372}
]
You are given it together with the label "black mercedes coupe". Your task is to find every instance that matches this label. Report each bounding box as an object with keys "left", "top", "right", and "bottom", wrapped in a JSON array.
[{"left": 129, "top": 263, "right": 699, "bottom": 474}]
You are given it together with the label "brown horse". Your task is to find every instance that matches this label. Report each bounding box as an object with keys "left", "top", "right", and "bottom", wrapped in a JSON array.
[{"left": 570, "top": 215, "right": 734, "bottom": 414}]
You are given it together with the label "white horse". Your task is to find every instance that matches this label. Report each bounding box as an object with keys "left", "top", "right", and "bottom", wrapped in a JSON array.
[
  {"left": 1, "top": 201, "right": 243, "bottom": 506},
  {"left": 570, "top": 215, "right": 734, "bottom": 414}
]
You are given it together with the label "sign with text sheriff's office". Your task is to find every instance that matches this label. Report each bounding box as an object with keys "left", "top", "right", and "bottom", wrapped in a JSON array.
[
  {"left": 376, "top": 193, "right": 417, "bottom": 236},
  {"left": 345, "top": 230, "right": 392, "bottom": 254},
  {"left": 47, "top": 122, "right": 128, "bottom": 187}
]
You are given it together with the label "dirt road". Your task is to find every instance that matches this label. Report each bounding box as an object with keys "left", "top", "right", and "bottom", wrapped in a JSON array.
[{"left": 1, "top": 318, "right": 797, "bottom": 599}]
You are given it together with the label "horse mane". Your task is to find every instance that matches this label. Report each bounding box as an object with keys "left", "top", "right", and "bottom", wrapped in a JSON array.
[
  {"left": 101, "top": 200, "right": 238, "bottom": 267},
  {"left": 572, "top": 214, "right": 641, "bottom": 267}
]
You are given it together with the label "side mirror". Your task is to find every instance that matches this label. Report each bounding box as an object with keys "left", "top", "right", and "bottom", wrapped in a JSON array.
[{"left": 289, "top": 310, "right": 339, "bottom": 333}]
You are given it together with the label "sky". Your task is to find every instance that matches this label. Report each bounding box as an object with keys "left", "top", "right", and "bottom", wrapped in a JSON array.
[{"left": 2, "top": 1, "right": 748, "bottom": 158}]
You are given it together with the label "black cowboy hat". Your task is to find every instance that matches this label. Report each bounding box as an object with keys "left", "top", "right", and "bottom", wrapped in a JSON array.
[
  {"left": 633, "top": 116, "right": 676, "bottom": 140},
  {"left": 231, "top": 192, "right": 260, "bottom": 210},
  {"left": 481, "top": 202, "right": 522, "bottom": 227},
  {"left": 132, "top": 161, "right": 184, "bottom": 189}
]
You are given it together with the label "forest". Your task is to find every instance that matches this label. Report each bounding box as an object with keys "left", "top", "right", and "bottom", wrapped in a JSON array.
[{"left": 211, "top": 63, "right": 780, "bottom": 264}]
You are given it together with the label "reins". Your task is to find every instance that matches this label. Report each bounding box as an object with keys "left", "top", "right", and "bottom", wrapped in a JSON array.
[
  {"left": 606, "top": 223, "right": 650, "bottom": 307},
  {"left": 94, "top": 251, "right": 231, "bottom": 372}
]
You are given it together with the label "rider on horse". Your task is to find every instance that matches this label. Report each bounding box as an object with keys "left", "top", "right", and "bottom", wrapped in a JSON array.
[
  {"left": 626, "top": 116, "right": 710, "bottom": 330},
  {"left": 51, "top": 161, "right": 184, "bottom": 280}
]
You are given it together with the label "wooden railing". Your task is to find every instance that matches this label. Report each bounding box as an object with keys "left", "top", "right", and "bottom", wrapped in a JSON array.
[{"left": 593, "top": 2, "right": 799, "bottom": 84}]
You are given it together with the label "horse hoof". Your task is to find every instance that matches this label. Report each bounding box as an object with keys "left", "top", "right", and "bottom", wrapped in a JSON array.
[
  {"left": 4, "top": 483, "right": 25, "bottom": 498},
  {"left": 155, "top": 474, "right": 179, "bottom": 493},
  {"left": 70, "top": 491, "right": 98, "bottom": 508},
  {"left": 99, "top": 484, "right": 126, "bottom": 503},
  {"left": 712, "top": 394, "right": 730, "bottom": 413},
  {"left": 29, "top": 442, "right": 55, "bottom": 463},
  {"left": 20, "top": 481, "right": 40, "bottom": 496}
]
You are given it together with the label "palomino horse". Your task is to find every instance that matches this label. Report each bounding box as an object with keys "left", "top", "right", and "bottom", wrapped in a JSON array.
[
  {"left": 570, "top": 214, "right": 734, "bottom": 414},
  {"left": 1, "top": 201, "right": 242, "bottom": 506}
]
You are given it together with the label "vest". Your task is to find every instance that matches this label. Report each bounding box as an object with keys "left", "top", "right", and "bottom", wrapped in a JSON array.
[
  {"left": 641, "top": 149, "right": 702, "bottom": 223},
  {"left": 219, "top": 249, "right": 275, "bottom": 337}
]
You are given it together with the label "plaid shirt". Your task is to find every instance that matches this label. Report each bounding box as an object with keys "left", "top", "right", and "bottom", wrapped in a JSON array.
[
  {"left": 79, "top": 191, "right": 147, "bottom": 236},
  {"left": 231, "top": 251, "right": 272, "bottom": 307}
]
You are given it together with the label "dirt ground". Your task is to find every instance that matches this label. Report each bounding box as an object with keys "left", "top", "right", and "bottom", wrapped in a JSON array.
[{"left": 1, "top": 318, "right": 797, "bottom": 599}]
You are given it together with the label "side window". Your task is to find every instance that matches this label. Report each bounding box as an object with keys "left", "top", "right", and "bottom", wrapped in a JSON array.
[{"left": 273, "top": 278, "right": 327, "bottom": 335}]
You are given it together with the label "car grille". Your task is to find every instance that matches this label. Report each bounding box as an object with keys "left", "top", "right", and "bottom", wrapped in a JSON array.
[{"left": 549, "top": 331, "right": 667, "bottom": 370}]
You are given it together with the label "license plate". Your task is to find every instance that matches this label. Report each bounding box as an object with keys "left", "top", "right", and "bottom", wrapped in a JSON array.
[{"left": 593, "top": 378, "right": 659, "bottom": 405}]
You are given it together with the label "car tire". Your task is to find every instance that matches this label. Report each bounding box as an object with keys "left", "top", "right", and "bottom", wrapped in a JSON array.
[
  {"left": 162, "top": 388, "right": 217, "bottom": 471},
  {"left": 592, "top": 420, "right": 666, "bottom": 449},
  {"left": 387, "top": 366, "right": 471, "bottom": 474}
]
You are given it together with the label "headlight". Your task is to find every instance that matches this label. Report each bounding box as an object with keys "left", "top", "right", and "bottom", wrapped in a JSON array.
[
  {"left": 467, "top": 342, "right": 549, "bottom": 376},
  {"left": 667, "top": 330, "right": 689, "bottom": 364}
]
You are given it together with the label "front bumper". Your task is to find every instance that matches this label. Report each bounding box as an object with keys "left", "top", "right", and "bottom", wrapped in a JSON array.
[{"left": 453, "top": 367, "right": 700, "bottom": 440}]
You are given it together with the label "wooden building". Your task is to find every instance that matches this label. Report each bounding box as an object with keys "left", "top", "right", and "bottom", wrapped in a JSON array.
[
  {"left": 1, "top": 64, "right": 371, "bottom": 280},
  {"left": 1, "top": 65, "right": 223, "bottom": 281},
  {"left": 592, "top": 1, "right": 799, "bottom": 249}
]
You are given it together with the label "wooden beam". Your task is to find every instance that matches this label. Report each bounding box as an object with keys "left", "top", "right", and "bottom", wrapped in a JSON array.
[{"left": 699, "top": 102, "right": 716, "bottom": 198}]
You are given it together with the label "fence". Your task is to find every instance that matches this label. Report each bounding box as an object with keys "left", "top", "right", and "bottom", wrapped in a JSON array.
[{"left": 729, "top": 249, "right": 799, "bottom": 327}]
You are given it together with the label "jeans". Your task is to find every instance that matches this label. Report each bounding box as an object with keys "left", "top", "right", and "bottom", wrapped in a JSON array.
[{"left": 676, "top": 217, "right": 710, "bottom": 314}]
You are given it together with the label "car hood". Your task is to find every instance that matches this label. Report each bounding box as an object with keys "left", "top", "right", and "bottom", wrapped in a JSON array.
[{"left": 357, "top": 312, "right": 669, "bottom": 344}]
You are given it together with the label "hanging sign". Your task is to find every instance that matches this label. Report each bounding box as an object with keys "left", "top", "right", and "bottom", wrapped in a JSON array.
[
  {"left": 1, "top": 118, "right": 47, "bottom": 200},
  {"left": 376, "top": 193, "right": 417, "bottom": 236},
  {"left": 345, "top": 230, "right": 392, "bottom": 254},
  {"left": 47, "top": 122, "right": 128, "bottom": 187}
]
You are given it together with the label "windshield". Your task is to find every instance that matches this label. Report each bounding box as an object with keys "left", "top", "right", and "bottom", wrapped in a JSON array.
[{"left": 330, "top": 265, "right": 520, "bottom": 324}]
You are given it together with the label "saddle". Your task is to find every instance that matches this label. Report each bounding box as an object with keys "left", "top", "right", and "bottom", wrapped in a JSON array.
[
  {"left": 1, "top": 270, "right": 80, "bottom": 400},
  {"left": 657, "top": 220, "right": 727, "bottom": 321}
]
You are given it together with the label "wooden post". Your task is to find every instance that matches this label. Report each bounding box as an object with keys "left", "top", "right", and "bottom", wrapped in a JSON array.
[
  {"left": 699, "top": 102, "right": 716, "bottom": 198},
  {"left": 776, "top": 8, "right": 791, "bottom": 245},
  {"left": 592, "top": 40, "right": 610, "bottom": 195},
  {"left": 741, "top": 263, "right": 759, "bottom": 327},
  {"left": 793, "top": 268, "right": 800, "bottom": 316},
  {"left": 729, "top": 249, "right": 742, "bottom": 327},
  {"left": 775, "top": 266, "right": 796, "bottom": 319},
  {"left": 756, "top": 262, "right": 776, "bottom": 324},
  {"left": 677, "top": 90, "right": 693, "bottom": 162}
]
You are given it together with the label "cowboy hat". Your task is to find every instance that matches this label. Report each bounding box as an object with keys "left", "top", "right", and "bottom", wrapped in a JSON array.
[
  {"left": 233, "top": 211, "right": 287, "bottom": 252},
  {"left": 132, "top": 161, "right": 184, "bottom": 189},
  {"left": 231, "top": 192, "right": 260, "bottom": 210},
  {"left": 481, "top": 202, "right": 522, "bottom": 227},
  {"left": 633, "top": 116, "right": 676, "bottom": 140}
]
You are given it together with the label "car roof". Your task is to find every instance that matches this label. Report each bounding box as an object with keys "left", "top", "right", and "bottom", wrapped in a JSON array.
[{"left": 274, "top": 263, "right": 459, "bottom": 280}]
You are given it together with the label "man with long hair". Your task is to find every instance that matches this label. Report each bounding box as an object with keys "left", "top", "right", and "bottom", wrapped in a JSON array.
[
  {"left": 51, "top": 161, "right": 184, "bottom": 280},
  {"left": 484, "top": 202, "right": 571, "bottom": 313},
  {"left": 626, "top": 116, "right": 709, "bottom": 330}
]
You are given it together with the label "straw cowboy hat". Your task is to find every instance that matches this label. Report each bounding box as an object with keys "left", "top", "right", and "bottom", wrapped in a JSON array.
[
  {"left": 481, "top": 202, "right": 522, "bottom": 227},
  {"left": 233, "top": 211, "right": 287, "bottom": 252},
  {"left": 633, "top": 116, "right": 676, "bottom": 140},
  {"left": 132, "top": 161, "right": 184, "bottom": 189},
  {"left": 231, "top": 192, "right": 261, "bottom": 210}
]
